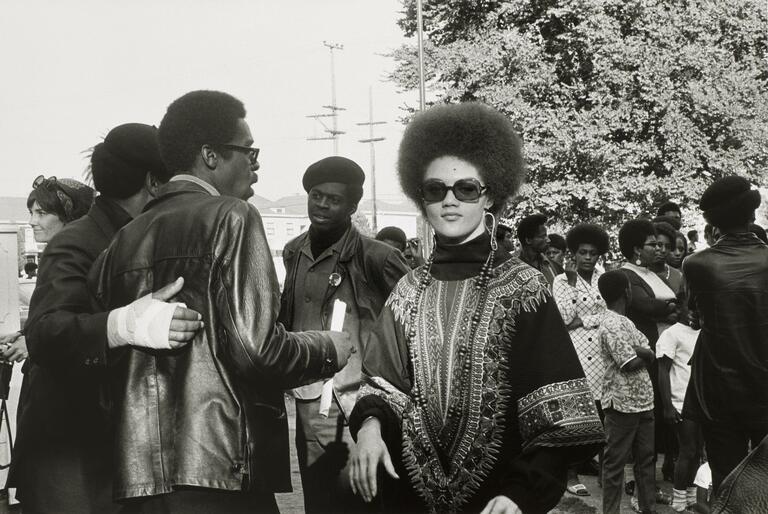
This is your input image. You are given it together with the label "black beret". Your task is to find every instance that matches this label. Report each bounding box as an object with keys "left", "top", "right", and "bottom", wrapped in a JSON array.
[
  {"left": 302, "top": 156, "right": 365, "bottom": 192},
  {"left": 91, "top": 123, "right": 168, "bottom": 199}
]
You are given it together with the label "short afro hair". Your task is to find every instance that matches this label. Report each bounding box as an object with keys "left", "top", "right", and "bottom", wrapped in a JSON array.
[
  {"left": 599, "top": 270, "right": 630, "bottom": 304},
  {"left": 397, "top": 102, "right": 525, "bottom": 214},
  {"left": 376, "top": 226, "right": 407, "bottom": 251},
  {"left": 618, "top": 219, "right": 657, "bottom": 260},
  {"left": 566, "top": 223, "right": 610, "bottom": 254},
  {"left": 158, "top": 90, "right": 246, "bottom": 174},
  {"left": 653, "top": 221, "right": 677, "bottom": 246},
  {"left": 675, "top": 231, "right": 688, "bottom": 254},
  {"left": 547, "top": 233, "right": 566, "bottom": 252},
  {"left": 653, "top": 214, "right": 682, "bottom": 231},
  {"left": 657, "top": 201, "right": 681, "bottom": 217},
  {"left": 699, "top": 176, "right": 761, "bottom": 229},
  {"left": 517, "top": 213, "right": 547, "bottom": 244}
]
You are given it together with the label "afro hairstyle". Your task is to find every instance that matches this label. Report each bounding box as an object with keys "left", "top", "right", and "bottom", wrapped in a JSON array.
[
  {"left": 397, "top": 102, "right": 525, "bottom": 214},
  {"left": 158, "top": 90, "right": 246, "bottom": 174},
  {"left": 565, "top": 223, "right": 610, "bottom": 254},
  {"left": 699, "top": 176, "right": 761, "bottom": 229},
  {"left": 656, "top": 201, "right": 681, "bottom": 217},
  {"left": 653, "top": 214, "right": 682, "bottom": 231},
  {"left": 598, "top": 270, "right": 630, "bottom": 305},
  {"left": 547, "top": 233, "right": 567, "bottom": 252},
  {"left": 653, "top": 221, "right": 677, "bottom": 246},
  {"left": 618, "top": 219, "right": 657, "bottom": 260}
]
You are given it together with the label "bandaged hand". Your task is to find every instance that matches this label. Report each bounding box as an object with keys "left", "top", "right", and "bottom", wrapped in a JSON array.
[{"left": 107, "top": 277, "right": 203, "bottom": 350}]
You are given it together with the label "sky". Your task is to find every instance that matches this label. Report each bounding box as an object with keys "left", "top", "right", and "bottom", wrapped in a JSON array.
[{"left": 0, "top": 0, "right": 420, "bottom": 202}]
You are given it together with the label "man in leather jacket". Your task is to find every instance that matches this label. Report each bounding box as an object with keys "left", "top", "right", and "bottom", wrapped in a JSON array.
[
  {"left": 6, "top": 123, "right": 203, "bottom": 513},
  {"left": 92, "top": 91, "right": 353, "bottom": 513},
  {"left": 682, "top": 175, "right": 768, "bottom": 494},
  {"left": 278, "top": 156, "right": 409, "bottom": 514}
]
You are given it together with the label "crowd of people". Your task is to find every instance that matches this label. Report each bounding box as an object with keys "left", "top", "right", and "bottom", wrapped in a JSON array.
[{"left": 0, "top": 90, "right": 766, "bottom": 514}]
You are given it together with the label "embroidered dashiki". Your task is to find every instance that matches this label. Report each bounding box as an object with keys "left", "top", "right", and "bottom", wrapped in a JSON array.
[
  {"left": 350, "top": 234, "right": 604, "bottom": 514},
  {"left": 552, "top": 270, "right": 607, "bottom": 401}
]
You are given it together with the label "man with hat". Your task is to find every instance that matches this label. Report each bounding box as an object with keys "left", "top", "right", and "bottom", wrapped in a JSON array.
[
  {"left": 7, "top": 123, "right": 204, "bottom": 513},
  {"left": 279, "top": 156, "right": 409, "bottom": 514},
  {"left": 682, "top": 175, "right": 768, "bottom": 494}
]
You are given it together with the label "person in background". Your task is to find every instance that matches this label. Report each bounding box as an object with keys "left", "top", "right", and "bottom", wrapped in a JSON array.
[
  {"left": 23, "top": 262, "right": 37, "bottom": 280},
  {"left": 651, "top": 221, "right": 684, "bottom": 295},
  {"left": 552, "top": 223, "right": 611, "bottom": 498},
  {"left": 682, "top": 175, "right": 768, "bottom": 494},
  {"left": 376, "top": 226, "right": 408, "bottom": 253},
  {"left": 749, "top": 222, "right": 767, "bottom": 244},
  {"left": 703, "top": 224, "right": 716, "bottom": 248},
  {"left": 350, "top": 102, "right": 603, "bottom": 514},
  {"left": 545, "top": 233, "right": 567, "bottom": 269},
  {"left": 687, "top": 230, "right": 699, "bottom": 253},
  {"left": 93, "top": 91, "right": 354, "bottom": 513},
  {"left": 598, "top": 270, "right": 657, "bottom": 514},
  {"left": 657, "top": 201, "right": 683, "bottom": 229},
  {"left": 668, "top": 232, "right": 688, "bottom": 270},
  {"left": 516, "top": 213, "right": 564, "bottom": 287},
  {"left": 657, "top": 303, "right": 701, "bottom": 513},
  {"left": 403, "top": 237, "right": 425, "bottom": 269},
  {"left": 8, "top": 126, "right": 204, "bottom": 514},
  {"left": 279, "top": 156, "right": 409, "bottom": 514},
  {"left": 497, "top": 217, "right": 516, "bottom": 253}
]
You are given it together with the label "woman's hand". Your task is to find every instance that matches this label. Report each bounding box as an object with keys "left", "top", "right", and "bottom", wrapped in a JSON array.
[
  {"left": 566, "top": 317, "right": 583, "bottom": 330},
  {"left": 350, "top": 417, "right": 399, "bottom": 503},
  {"left": 480, "top": 496, "right": 522, "bottom": 514}
]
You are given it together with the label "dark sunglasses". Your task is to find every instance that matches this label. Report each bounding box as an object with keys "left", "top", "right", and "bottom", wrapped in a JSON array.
[
  {"left": 420, "top": 178, "right": 487, "bottom": 203},
  {"left": 218, "top": 144, "right": 260, "bottom": 165}
]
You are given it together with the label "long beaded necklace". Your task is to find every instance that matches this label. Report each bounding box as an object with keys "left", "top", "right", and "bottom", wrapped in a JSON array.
[{"left": 407, "top": 243, "right": 497, "bottom": 412}]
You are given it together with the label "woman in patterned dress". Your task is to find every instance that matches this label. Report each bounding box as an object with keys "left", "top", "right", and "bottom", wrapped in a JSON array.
[
  {"left": 552, "top": 223, "right": 610, "bottom": 496},
  {"left": 348, "top": 103, "right": 604, "bottom": 514}
]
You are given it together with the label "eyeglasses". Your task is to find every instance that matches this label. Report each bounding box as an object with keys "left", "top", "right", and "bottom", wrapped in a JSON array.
[
  {"left": 643, "top": 242, "right": 664, "bottom": 249},
  {"left": 420, "top": 178, "right": 487, "bottom": 203},
  {"left": 218, "top": 144, "right": 260, "bottom": 165},
  {"left": 32, "top": 175, "right": 74, "bottom": 221}
]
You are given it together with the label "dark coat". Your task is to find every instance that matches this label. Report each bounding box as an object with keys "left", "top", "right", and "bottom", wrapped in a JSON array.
[
  {"left": 620, "top": 267, "right": 672, "bottom": 349},
  {"left": 682, "top": 233, "right": 768, "bottom": 427},
  {"left": 10, "top": 196, "right": 131, "bottom": 507},
  {"left": 92, "top": 179, "right": 340, "bottom": 500}
]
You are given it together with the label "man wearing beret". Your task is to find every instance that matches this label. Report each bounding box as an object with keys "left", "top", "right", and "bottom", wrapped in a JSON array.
[
  {"left": 279, "top": 156, "right": 409, "bottom": 514},
  {"left": 7, "top": 123, "right": 204, "bottom": 513},
  {"left": 682, "top": 175, "right": 768, "bottom": 494}
]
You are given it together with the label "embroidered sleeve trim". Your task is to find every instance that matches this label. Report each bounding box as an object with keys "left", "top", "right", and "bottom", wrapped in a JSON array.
[
  {"left": 358, "top": 375, "right": 412, "bottom": 423},
  {"left": 518, "top": 378, "right": 604, "bottom": 452}
]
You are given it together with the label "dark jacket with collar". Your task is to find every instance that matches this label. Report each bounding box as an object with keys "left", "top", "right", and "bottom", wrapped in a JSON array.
[
  {"left": 10, "top": 196, "right": 130, "bottom": 503},
  {"left": 279, "top": 225, "right": 409, "bottom": 412},
  {"left": 91, "top": 180, "right": 340, "bottom": 499},
  {"left": 682, "top": 232, "right": 768, "bottom": 428}
]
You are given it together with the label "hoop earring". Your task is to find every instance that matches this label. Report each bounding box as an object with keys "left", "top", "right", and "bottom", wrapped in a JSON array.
[{"left": 484, "top": 210, "right": 498, "bottom": 252}]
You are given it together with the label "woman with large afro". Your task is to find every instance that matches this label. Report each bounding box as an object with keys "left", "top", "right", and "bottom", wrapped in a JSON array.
[
  {"left": 348, "top": 102, "right": 604, "bottom": 514},
  {"left": 552, "top": 223, "right": 610, "bottom": 496}
]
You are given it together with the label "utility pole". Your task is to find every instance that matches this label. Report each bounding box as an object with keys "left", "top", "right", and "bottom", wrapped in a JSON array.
[
  {"left": 415, "top": 0, "right": 431, "bottom": 256},
  {"left": 306, "top": 41, "right": 345, "bottom": 154},
  {"left": 357, "top": 86, "right": 386, "bottom": 233}
]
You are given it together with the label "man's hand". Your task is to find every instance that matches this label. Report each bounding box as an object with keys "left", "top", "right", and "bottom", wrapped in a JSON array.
[
  {"left": 108, "top": 277, "right": 203, "bottom": 350},
  {"left": 152, "top": 277, "right": 204, "bottom": 346},
  {"left": 1, "top": 336, "right": 27, "bottom": 363},
  {"left": 350, "top": 417, "right": 399, "bottom": 503},
  {"left": 328, "top": 331, "right": 354, "bottom": 370},
  {"left": 480, "top": 496, "right": 522, "bottom": 514}
]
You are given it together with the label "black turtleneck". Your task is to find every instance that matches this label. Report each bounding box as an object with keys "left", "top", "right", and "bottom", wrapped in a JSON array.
[
  {"left": 430, "top": 231, "right": 511, "bottom": 281},
  {"left": 309, "top": 221, "right": 350, "bottom": 258}
]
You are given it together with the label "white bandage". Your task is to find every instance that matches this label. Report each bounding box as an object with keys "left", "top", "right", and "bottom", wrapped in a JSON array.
[{"left": 108, "top": 294, "right": 187, "bottom": 350}]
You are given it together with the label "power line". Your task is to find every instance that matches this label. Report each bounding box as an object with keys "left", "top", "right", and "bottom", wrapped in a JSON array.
[{"left": 306, "top": 42, "right": 345, "bottom": 154}]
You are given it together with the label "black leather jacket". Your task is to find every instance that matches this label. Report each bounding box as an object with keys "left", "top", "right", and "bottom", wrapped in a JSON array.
[
  {"left": 682, "top": 233, "right": 768, "bottom": 427},
  {"left": 92, "top": 180, "right": 340, "bottom": 499}
]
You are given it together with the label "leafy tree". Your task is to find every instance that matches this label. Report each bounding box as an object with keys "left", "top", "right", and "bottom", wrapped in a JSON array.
[{"left": 391, "top": 0, "right": 768, "bottom": 234}]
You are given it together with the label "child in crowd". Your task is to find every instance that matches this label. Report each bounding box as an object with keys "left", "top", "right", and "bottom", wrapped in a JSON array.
[
  {"left": 657, "top": 306, "right": 702, "bottom": 512},
  {"left": 598, "top": 271, "right": 657, "bottom": 514}
]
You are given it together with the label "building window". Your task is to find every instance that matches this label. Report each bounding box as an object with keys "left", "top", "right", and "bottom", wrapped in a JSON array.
[
  {"left": 286, "top": 223, "right": 294, "bottom": 236},
  {"left": 266, "top": 222, "right": 275, "bottom": 236}
]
